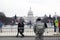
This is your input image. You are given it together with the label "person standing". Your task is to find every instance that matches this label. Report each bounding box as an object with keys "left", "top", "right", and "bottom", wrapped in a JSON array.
[
  {"left": 0, "top": 21, "right": 3, "bottom": 32},
  {"left": 34, "top": 17, "right": 46, "bottom": 40},
  {"left": 54, "top": 19, "right": 58, "bottom": 32},
  {"left": 53, "top": 20, "right": 56, "bottom": 32},
  {"left": 29, "top": 21, "right": 32, "bottom": 28},
  {"left": 44, "top": 22, "right": 47, "bottom": 28},
  {"left": 16, "top": 17, "right": 25, "bottom": 37},
  {"left": 44, "top": 22, "right": 48, "bottom": 33},
  {"left": 58, "top": 21, "right": 60, "bottom": 33}
]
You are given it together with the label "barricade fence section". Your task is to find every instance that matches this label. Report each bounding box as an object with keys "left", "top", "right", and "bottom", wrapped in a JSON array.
[
  {"left": 0, "top": 25, "right": 60, "bottom": 36},
  {"left": 0, "top": 25, "right": 35, "bottom": 36}
]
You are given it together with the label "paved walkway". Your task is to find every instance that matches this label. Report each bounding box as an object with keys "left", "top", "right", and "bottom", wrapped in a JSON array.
[{"left": 0, "top": 36, "right": 60, "bottom": 40}]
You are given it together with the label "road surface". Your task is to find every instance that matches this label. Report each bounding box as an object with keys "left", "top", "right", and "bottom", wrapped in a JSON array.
[{"left": 0, "top": 36, "right": 60, "bottom": 40}]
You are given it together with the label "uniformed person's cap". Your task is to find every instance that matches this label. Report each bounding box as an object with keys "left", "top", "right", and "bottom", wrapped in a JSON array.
[{"left": 36, "top": 17, "right": 41, "bottom": 22}]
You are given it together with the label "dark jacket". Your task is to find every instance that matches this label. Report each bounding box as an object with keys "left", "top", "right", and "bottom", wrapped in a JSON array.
[
  {"left": 44, "top": 23, "right": 47, "bottom": 28},
  {"left": 0, "top": 21, "right": 3, "bottom": 28},
  {"left": 58, "top": 22, "right": 60, "bottom": 28},
  {"left": 18, "top": 22, "right": 24, "bottom": 33},
  {"left": 53, "top": 21, "right": 56, "bottom": 27}
]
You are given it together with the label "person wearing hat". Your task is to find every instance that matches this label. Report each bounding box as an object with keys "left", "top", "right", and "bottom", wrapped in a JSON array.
[{"left": 34, "top": 17, "right": 46, "bottom": 40}]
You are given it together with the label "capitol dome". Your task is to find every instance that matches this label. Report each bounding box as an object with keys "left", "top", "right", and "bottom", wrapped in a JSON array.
[{"left": 28, "top": 7, "right": 33, "bottom": 17}]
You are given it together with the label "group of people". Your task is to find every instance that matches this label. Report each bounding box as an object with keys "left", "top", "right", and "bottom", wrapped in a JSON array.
[
  {"left": 1, "top": 17, "right": 60, "bottom": 40},
  {"left": 17, "top": 17, "right": 60, "bottom": 40},
  {"left": 16, "top": 17, "right": 47, "bottom": 40}
]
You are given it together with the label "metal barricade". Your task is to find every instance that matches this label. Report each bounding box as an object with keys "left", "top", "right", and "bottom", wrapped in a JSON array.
[
  {"left": 0, "top": 25, "right": 60, "bottom": 37},
  {"left": 0, "top": 25, "right": 35, "bottom": 36}
]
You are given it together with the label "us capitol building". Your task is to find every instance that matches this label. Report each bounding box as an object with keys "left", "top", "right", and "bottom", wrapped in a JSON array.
[
  {"left": 16, "top": 7, "right": 44, "bottom": 25},
  {"left": 23, "top": 7, "right": 41, "bottom": 24}
]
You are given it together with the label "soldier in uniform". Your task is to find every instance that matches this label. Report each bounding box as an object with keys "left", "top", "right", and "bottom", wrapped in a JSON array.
[{"left": 34, "top": 17, "right": 46, "bottom": 40}]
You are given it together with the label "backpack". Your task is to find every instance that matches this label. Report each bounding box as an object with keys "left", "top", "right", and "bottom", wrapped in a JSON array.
[
  {"left": 36, "top": 22, "right": 44, "bottom": 29},
  {"left": 35, "top": 21, "right": 44, "bottom": 33}
]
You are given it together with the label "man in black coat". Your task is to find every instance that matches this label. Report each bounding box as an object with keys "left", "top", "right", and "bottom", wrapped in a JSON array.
[{"left": 16, "top": 17, "right": 25, "bottom": 37}]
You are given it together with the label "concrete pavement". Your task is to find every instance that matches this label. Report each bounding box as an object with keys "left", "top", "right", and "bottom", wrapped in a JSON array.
[{"left": 0, "top": 36, "right": 60, "bottom": 40}]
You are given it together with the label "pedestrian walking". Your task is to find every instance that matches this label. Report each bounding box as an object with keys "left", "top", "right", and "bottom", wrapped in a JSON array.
[
  {"left": 16, "top": 17, "right": 25, "bottom": 37},
  {"left": 34, "top": 17, "right": 46, "bottom": 40}
]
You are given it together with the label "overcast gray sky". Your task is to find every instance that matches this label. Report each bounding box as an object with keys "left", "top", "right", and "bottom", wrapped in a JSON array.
[{"left": 0, "top": 0, "right": 60, "bottom": 17}]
